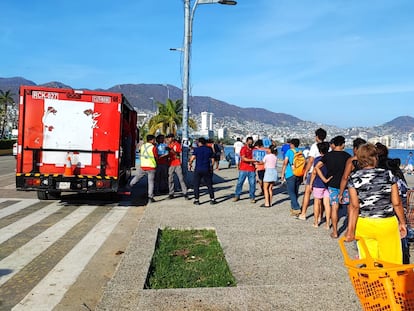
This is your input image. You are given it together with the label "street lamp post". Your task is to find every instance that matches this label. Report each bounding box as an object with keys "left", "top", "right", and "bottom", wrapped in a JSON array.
[{"left": 181, "top": 0, "right": 236, "bottom": 176}]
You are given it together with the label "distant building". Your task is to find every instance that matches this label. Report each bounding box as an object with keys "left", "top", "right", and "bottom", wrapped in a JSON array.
[
  {"left": 217, "top": 128, "right": 228, "bottom": 139},
  {"left": 198, "top": 111, "right": 214, "bottom": 139},
  {"left": 369, "top": 135, "right": 391, "bottom": 147},
  {"left": 201, "top": 112, "right": 213, "bottom": 131},
  {"left": 408, "top": 132, "right": 414, "bottom": 148}
]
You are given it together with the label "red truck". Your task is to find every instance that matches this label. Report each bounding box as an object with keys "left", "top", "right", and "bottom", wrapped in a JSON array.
[{"left": 16, "top": 85, "right": 137, "bottom": 200}]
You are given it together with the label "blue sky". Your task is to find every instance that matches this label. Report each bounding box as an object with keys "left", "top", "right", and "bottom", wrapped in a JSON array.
[{"left": 2, "top": 0, "right": 414, "bottom": 128}]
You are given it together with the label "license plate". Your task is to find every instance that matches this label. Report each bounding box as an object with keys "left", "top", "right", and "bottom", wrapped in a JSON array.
[{"left": 57, "top": 182, "right": 70, "bottom": 190}]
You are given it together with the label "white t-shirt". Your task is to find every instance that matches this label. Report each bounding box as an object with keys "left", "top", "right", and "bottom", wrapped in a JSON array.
[
  {"left": 308, "top": 142, "right": 320, "bottom": 173},
  {"left": 234, "top": 141, "right": 244, "bottom": 154}
]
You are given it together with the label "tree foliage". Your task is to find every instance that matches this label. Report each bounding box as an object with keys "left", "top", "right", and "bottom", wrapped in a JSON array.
[
  {"left": 148, "top": 99, "right": 197, "bottom": 136},
  {"left": 0, "top": 90, "right": 16, "bottom": 138}
]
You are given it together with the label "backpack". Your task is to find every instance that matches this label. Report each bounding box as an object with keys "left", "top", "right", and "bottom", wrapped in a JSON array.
[{"left": 291, "top": 149, "right": 306, "bottom": 177}]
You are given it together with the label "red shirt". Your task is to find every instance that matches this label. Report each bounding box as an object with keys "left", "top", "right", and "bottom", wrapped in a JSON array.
[
  {"left": 239, "top": 145, "right": 255, "bottom": 172},
  {"left": 168, "top": 141, "right": 182, "bottom": 167}
]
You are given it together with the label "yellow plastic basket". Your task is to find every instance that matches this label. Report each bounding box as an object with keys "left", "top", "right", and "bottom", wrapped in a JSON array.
[{"left": 339, "top": 237, "right": 414, "bottom": 311}]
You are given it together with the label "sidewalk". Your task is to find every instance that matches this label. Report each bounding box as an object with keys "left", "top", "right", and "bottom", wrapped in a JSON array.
[{"left": 97, "top": 163, "right": 412, "bottom": 310}]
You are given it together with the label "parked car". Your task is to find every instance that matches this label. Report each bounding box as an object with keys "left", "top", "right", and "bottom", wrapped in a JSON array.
[{"left": 13, "top": 142, "right": 17, "bottom": 157}]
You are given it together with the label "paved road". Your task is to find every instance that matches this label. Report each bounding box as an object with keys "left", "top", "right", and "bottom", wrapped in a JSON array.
[
  {"left": 0, "top": 157, "right": 146, "bottom": 310},
  {"left": 0, "top": 156, "right": 15, "bottom": 176}
]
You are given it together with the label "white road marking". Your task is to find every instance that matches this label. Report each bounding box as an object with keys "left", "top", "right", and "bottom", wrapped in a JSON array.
[
  {"left": 0, "top": 205, "right": 98, "bottom": 286},
  {"left": 0, "top": 199, "right": 39, "bottom": 219},
  {"left": 13, "top": 206, "right": 129, "bottom": 311},
  {"left": 1, "top": 183, "right": 17, "bottom": 189},
  {"left": 0, "top": 202, "right": 62, "bottom": 244}
]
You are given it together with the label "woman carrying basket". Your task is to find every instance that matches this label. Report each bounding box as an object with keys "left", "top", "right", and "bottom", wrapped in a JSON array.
[{"left": 345, "top": 143, "right": 407, "bottom": 264}]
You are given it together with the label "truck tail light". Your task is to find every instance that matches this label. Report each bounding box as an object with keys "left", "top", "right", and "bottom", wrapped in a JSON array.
[
  {"left": 26, "top": 178, "right": 41, "bottom": 186},
  {"left": 96, "top": 180, "right": 110, "bottom": 188}
]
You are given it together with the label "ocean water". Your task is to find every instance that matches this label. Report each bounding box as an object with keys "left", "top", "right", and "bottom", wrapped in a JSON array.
[{"left": 223, "top": 146, "right": 414, "bottom": 166}]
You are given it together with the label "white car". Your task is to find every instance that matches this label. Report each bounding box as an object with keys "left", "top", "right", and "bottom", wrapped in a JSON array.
[{"left": 13, "top": 142, "right": 17, "bottom": 157}]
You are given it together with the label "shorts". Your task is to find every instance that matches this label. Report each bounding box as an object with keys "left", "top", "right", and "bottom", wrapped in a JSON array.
[
  {"left": 235, "top": 153, "right": 241, "bottom": 164},
  {"left": 328, "top": 187, "right": 349, "bottom": 205},
  {"left": 305, "top": 172, "right": 311, "bottom": 185},
  {"left": 257, "top": 170, "right": 265, "bottom": 181},
  {"left": 263, "top": 168, "right": 278, "bottom": 183},
  {"left": 312, "top": 187, "right": 329, "bottom": 199}
]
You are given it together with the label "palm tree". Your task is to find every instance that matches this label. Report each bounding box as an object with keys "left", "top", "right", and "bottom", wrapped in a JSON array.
[
  {"left": 0, "top": 90, "right": 15, "bottom": 138},
  {"left": 148, "top": 98, "right": 197, "bottom": 135}
]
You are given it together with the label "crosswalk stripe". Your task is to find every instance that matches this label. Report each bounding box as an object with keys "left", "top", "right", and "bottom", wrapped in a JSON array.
[
  {"left": 12, "top": 206, "right": 129, "bottom": 311},
  {"left": 0, "top": 199, "right": 19, "bottom": 210},
  {"left": 0, "top": 202, "right": 62, "bottom": 244},
  {"left": 0, "top": 205, "right": 98, "bottom": 287},
  {"left": 0, "top": 199, "right": 39, "bottom": 219},
  {"left": 1, "top": 183, "right": 16, "bottom": 190}
]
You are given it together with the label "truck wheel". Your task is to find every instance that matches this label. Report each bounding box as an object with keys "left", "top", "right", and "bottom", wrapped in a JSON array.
[
  {"left": 37, "top": 191, "right": 61, "bottom": 200},
  {"left": 37, "top": 191, "right": 49, "bottom": 200}
]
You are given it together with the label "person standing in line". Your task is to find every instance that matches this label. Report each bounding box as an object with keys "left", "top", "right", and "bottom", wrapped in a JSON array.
[
  {"left": 281, "top": 138, "right": 303, "bottom": 216},
  {"left": 261, "top": 145, "right": 278, "bottom": 208},
  {"left": 233, "top": 137, "right": 244, "bottom": 169},
  {"left": 338, "top": 138, "right": 367, "bottom": 227},
  {"left": 309, "top": 142, "right": 330, "bottom": 228},
  {"left": 212, "top": 140, "right": 222, "bottom": 171},
  {"left": 154, "top": 134, "right": 169, "bottom": 195},
  {"left": 233, "top": 136, "right": 257, "bottom": 203},
  {"left": 345, "top": 143, "right": 407, "bottom": 264},
  {"left": 165, "top": 134, "right": 189, "bottom": 200},
  {"left": 129, "top": 134, "right": 158, "bottom": 203},
  {"left": 298, "top": 128, "right": 327, "bottom": 221},
  {"left": 404, "top": 151, "right": 414, "bottom": 175},
  {"left": 281, "top": 140, "right": 291, "bottom": 159},
  {"left": 314, "top": 135, "right": 351, "bottom": 238},
  {"left": 253, "top": 139, "right": 267, "bottom": 196},
  {"left": 188, "top": 137, "right": 217, "bottom": 205}
]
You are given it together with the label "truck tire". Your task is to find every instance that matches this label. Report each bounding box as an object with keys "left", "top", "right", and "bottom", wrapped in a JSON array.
[
  {"left": 37, "top": 191, "right": 48, "bottom": 200},
  {"left": 48, "top": 191, "right": 62, "bottom": 200},
  {"left": 37, "top": 191, "right": 62, "bottom": 200}
]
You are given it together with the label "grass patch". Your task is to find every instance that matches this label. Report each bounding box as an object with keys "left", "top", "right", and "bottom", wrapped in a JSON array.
[{"left": 145, "top": 228, "right": 236, "bottom": 289}]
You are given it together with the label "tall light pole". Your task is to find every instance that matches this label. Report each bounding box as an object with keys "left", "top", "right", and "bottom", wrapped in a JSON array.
[
  {"left": 164, "top": 84, "right": 170, "bottom": 100},
  {"left": 181, "top": 0, "right": 236, "bottom": 175}
]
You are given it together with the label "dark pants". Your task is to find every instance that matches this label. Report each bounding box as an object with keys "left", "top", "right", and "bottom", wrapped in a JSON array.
[
  {"left": 155, "top": 163, "right": 169, "bottom": 193},
  {"left": 193, "top": 170, "right": 214, "bottom": 200},
  {"left": 286, "top": 175, "right": 301, "bottom": 210}
]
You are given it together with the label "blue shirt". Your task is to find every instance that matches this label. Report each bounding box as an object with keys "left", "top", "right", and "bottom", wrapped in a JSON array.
[
  {"left": 407, "top": 154, "right": 414, "bottom": 165},
  {"left": 281, "top": 143, "right": 290, "bottom": 158},
  {"left": 284, "top": 148, "right": 299, "bottom": 178},
  {"left": 193, "top": 145, "right": 214, "bottom": 171}
]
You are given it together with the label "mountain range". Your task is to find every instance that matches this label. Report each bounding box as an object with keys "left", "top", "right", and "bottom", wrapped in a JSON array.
[{"left": 1, "top": 76, "right": 414, "bottom": 133}]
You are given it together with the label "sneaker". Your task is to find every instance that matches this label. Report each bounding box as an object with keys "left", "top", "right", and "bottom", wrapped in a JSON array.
[
  {"left": 250, "top": 199, "right": 256, "bottom": 203},
  {"left": 232, "top": 196, "right": 240, "bottom": 202},
  {"left": 168, "top": 194, "right": 174, "bottom": 199},
  {"left": 148, "top": 197, "right": 156, "bottom": 203},
  {"left": 290, "top": 209, "right": 300, "bottom": 216},
  {"left": 193, "top": 200, "right": 200, "bottom": 205},
  {"left": 184, "top": 194, "right": 190, "bottom": 200},
  {"left": 210, "top": 199, "right": 217, "bottom": 205}
]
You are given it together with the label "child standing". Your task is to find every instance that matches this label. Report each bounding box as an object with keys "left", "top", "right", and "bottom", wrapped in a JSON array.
[
  {"left": 309, "top": 142, "right": 330, "bottom": 228},
  {"left": 261, "top": 145, "right": 278, "bottom": 208}
]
